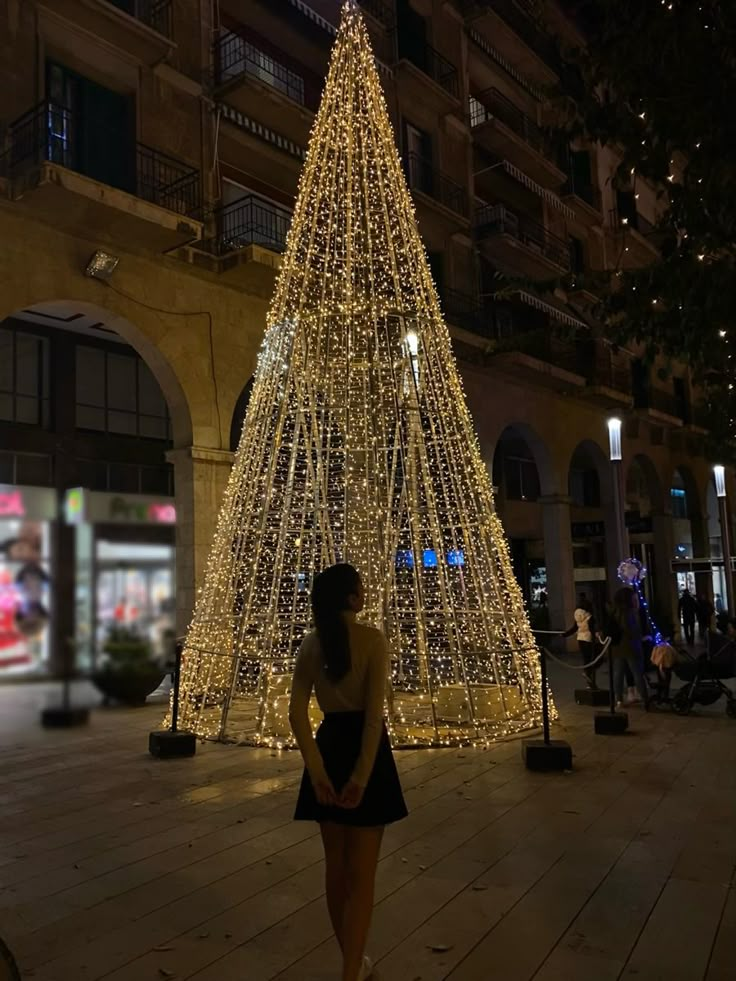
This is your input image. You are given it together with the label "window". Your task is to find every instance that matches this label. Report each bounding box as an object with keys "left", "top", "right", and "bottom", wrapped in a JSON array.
[
  {"left": 673, "top": 376, "right": 689, "bottom": 423},
  {"left": 219, "top": 32, "right": 306, "bottom": 104},
  {"left": 0, "top": 451, "right": 53, "bottom": 486},
  {"left": 569, "top": 235, "right": 585, "bottom": 275},
  {"left": 404, "top": 121, "right": 433, "bottom": 195},
  {"left": 569, "top": 468, "right": 600, "bottom": 507},
  {"left": 0, "top": 329, "right": 50, "bottom": 427},
  {"left": 504, "top": 456, "right": 540, "bottom": 502},
  {"left": 75, "top": 458, "right": 173, "bottom": 494},
  {"left": 631, "top": 359, "right": 649, "bottom": 409},
  {"left": 671, "top": 486, "right": 688, "bottom": 519},
  {"left": 75, "top": 345, "right": 171, "bottom": 440}
]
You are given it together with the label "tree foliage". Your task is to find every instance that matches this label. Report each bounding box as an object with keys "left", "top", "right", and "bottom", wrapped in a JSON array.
[{"left": 557, "top": 0, "right": 736, "bottom": 447}]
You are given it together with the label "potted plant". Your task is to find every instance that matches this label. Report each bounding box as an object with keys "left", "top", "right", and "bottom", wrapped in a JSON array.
[{"left": 93, "top": 626, "right": 165, "bottom": 707}]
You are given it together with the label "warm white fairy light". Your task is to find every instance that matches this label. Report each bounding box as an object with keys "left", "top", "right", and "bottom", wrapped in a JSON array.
[{"left": 175, "top": 1, "right": 547, "bottom": 748}]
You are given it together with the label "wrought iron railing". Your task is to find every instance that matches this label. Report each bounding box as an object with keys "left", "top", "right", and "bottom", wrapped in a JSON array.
[
  {"left": 469, "top": 87, "right": 546, "bottom": 155},
  {"left": 610, "top": 208, "right": 656, "bottom": 237},
  {"left": 401, "top": 41, "right": 459, "bottom": 99},
  {"left": 214, "top": 31, "right": 320, "bottom": 111},
  {"left": 563, "top": 176, "right": 602, "bottom": 213},
  {"left": 462, "top": 0, "right": 559, "bottom": 69},
  {"left": 406, "top": 153, "right": 467, "bottom": 217},
  {"left": 358, "top": 0, "right": 394, "bottom": 27},
  {"left": 442, "top": 289, "right": 492, "bottom": 337},
  {"left": 474, "top": 203, "right": 570, "bottom": 269},
  {"left": 0, "top": 102, "right": 200, "bottom": 216},
  {"left": 108, "top": 0, "right": 173, "bottom": 37},
  {"left": 199, "top": 193, "right": 292, "bottom": 257}
]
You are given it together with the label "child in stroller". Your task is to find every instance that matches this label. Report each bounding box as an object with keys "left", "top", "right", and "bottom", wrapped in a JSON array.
[{"left": 669, "top": 625, "right": 736, "bottom": 717}]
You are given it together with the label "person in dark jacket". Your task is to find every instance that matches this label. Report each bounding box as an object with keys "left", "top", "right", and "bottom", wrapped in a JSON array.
[
  {"left": 605, "top": 587, "right": 649, "bottom": 708},
  {"left": 696, "top": 594, "right": 714, "bottom": 641},
  {"left": 678, "top": 589, "right": 697, "bottom": 645},
  {"left": 561, "top": 597, "right": 599, "bottom": 689}
]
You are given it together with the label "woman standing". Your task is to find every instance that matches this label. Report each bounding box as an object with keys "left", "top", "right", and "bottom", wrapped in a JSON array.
[
  {"left": 606, "top": 586, "right": 649, "bottom": 709},
  {"left": 560, "top": 597, "right": 600, "bottom": 689},
  {"left": 289, "top": 563, "right": 407, "bottom": 981}
]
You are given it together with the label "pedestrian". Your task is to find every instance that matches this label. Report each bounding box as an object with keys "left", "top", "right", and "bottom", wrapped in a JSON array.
[
  {"left": 289, "top": 563, "right": 407, "bottom": 981},
  {"left": 605, "top": 586, "right": 649, "bottom": 709},
  {"left": 560, "top": 594, "right": 600, "bottom": 689},
  {"left": 715, "top": 593, "right": 724, "bottom": 615},
  {"left": 695, "top": 593, "right": 714, "bottom": 640},
  {"left": 678, "top": 588, "right": 697, "bottom": 645}
]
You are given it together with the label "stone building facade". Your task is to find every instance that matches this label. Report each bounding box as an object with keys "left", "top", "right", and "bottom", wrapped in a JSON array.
[{"left": 0, "top": 0, "right": 729, "bottom": 674}]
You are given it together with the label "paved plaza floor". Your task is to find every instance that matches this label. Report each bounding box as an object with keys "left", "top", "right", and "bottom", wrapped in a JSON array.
[{"left": 0, "top": 670, "right": 733, "bottom": 981}]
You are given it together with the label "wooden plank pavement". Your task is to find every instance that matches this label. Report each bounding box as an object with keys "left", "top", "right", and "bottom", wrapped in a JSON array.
[{"left": 0, "top": 674, "right": 733, "bottom": 981}]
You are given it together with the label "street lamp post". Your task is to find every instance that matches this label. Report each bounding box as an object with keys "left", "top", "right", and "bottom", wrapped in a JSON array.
[
  {"left": 714, "top": 465, "right": 734, "bottom": 615},
  {"left": 607, "top": 417, "right": 627, "bottom": 569}
]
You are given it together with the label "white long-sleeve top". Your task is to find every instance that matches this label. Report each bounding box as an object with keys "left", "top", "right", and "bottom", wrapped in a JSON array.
[{"left": 288, "top": 617, "right": 389, "bottom": 788}]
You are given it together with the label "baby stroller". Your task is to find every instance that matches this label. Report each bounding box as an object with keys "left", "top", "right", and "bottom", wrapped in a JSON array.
[{"left": 670, "top": 632, "right": 736, "bottom": 717}]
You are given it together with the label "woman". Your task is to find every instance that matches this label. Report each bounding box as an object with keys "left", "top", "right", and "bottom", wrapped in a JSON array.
[
  {"left": 289, "top": 563, "right": 407, "bottom": 981},
  {"left": 606, "top": 586, "right": 649, "bottom": 709},
  {"left": 561, "top": 597, "right": 600, "bottom": 689}
]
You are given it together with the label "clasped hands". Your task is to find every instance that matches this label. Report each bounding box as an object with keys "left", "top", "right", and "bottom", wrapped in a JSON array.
[{"left": 313, "top": 775, "right": 364, "bottom": 809}]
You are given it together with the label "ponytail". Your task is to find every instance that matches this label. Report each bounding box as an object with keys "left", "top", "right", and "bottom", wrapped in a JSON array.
[{"left": 311, "top": 563, "right": 361, "bottom": 683}]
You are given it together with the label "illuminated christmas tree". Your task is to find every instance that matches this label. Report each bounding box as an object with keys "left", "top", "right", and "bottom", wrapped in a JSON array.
[{"left": 177, "top": 0, "right": 546, "bottom": 746}]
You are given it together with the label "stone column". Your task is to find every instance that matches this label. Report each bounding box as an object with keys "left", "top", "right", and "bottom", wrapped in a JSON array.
[
  {"left": 540, "top": 494, "right": 576, "bottom": 632},
  {"left": 652, "top": 511, "right": 678, "bottom": 636},
  {"left": 168, "top": 446, "right": 234, "bottom": 634}
]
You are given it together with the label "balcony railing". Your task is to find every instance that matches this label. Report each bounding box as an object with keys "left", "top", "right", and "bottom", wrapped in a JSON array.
[
  {"left": 442, "top": 289, "right": 491, "bottom": 337},
  {"left": 406, "top": 154, "right": 467, "bottom": 218},
  {"left": 109, "top": 0, "right": 173, "bottom": 37},
  {"left": 470, "top": 87, "right": 546, "bottom": 155},
  {"left": 474, "top": 203, "right": 570, "bottom": 269},
  {"left": 214, "top": 31, "right": 320, "bottom": 111},
  {"left": 610, "top": 208, "right": 656, "bottom": 238},
  {"left": 198, "top": 193, "right": 292, "bottom": 257},
  {"left": 563, "top": 176, "right": 602, "bottom": 213},
  {"left": 400, "top": 41, "right": 459, "bottom": 99},
  {"left": 0, "top": 102, "right": 200, "bottom": 216},
  {"left": 462, "top": 0, "right": 559, "bottom": 69},
  {"left": 358, "top": 0, "right": 394, "bottom": 27}
]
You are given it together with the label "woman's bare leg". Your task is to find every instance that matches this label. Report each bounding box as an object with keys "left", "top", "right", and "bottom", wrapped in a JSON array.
[
  {"left": 320, "top": 822, "right": 348, "bottom": 951},
  {"left": 341, "top": 826, "right": 384, "bottom": 981}
]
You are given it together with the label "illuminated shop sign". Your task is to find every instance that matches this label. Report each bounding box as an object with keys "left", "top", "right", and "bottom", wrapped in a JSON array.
[
  {"left": 64, "top": 489, "right": 176, "bottom": 525},
  {"left": 0, "top": 485, "right": 57, "bottom": 520}
]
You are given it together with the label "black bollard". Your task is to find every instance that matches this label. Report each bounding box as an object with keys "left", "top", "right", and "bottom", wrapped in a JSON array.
[
  {"left": 523, "top": 644, "right": 573, "bottom": 771},
  {"left": 594, "top": 648, "right": 629, "bottom": 734},
  {"left": 149, "top": 643, "right": 197, "bottom": 758}
]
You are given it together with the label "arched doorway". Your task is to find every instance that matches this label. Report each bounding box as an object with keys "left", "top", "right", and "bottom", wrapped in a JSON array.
[
  {"left": 230, "top": 377, "right": 254, "bottom": 453},
  {"left": 492, "top": 424, "right": 552, "bottom": 621},
  {"left": 0, "top": 301, "right": 191, "bottom": 678}
]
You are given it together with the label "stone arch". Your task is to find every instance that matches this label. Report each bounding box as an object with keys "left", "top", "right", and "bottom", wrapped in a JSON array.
[
  {"left": 1, "top": 299, "right": 193, "bottom": 448},
  {"left": 491, "top": 422, "right": 555, "bottom": 499},
  {"left": 566, "top": 438, "right": 611, "bottom": 508},
  {"left": 230, "top": 377, "right": 254, "bottom": 452},
  {"left": 626, "top": 453, "right": 665, "bottom": 516}
]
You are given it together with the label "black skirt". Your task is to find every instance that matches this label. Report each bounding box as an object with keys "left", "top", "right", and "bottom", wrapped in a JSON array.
[{"left": 294, "top": 711, "right": 408, "bottom": 827}]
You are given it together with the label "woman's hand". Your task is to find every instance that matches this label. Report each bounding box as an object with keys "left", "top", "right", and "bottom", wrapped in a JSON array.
[
  {"left": 338, "top": 779, "right": 365, "bottom": 809},
  {"left": 312, "top": 776, "right": 337, "bottom": 807}
]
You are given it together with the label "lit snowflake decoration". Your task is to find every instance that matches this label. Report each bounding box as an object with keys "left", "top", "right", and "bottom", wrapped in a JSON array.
[{"left": 618, "top": 558, "right": 647, "bottom": 586}]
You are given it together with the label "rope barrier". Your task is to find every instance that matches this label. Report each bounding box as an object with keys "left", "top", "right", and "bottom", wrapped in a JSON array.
[{"left": 532, "top": 630, "right": 612, "bottom": 671}]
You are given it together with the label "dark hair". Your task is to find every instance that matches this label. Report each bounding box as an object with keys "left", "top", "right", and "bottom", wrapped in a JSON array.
[
  {"left": 311, "top": 563, "right": 361, "bottom": 683},
  {"left": 613, "top": 587, "right": 635, "bottom": 613}
]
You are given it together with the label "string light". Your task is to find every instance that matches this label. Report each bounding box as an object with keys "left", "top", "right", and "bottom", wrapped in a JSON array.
[
  {"left": 618, "top": 559, "right": 664, "bottom": 645},
  {"left": 174, "top": 2, "right": 546, "bottom": 748}
]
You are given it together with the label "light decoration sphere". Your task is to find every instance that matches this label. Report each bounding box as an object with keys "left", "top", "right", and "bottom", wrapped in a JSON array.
[{"left": 618, "top": 558, "right": 646, "bottom": 587}]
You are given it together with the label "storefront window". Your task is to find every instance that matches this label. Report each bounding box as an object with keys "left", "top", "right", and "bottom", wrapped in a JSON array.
[{"left": 0, "top": 517, "right": 52, "bottom": 674}]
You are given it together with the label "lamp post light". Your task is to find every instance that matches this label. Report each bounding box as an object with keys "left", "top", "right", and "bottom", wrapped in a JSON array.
[
  {"left": 607, "top": 417, "right": 627, "bottom": 569},
  {"left": 714, "top": 465, "right": 734, "bottom": 615}
]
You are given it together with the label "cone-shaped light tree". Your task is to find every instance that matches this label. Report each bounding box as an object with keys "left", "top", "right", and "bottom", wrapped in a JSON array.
[{"left": 177, "top": 0, "right": 546, "bottom": 746}]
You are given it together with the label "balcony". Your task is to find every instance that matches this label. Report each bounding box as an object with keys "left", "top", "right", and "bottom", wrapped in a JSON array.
[
  {"left": 490, "top": 322, "right": 587, "bottom": 392},
  {"left": 460, "top": 0, "right": 560, "bottom": 82},
  {"left": 358, "top": 0, "right": 394, "bottom": 29},
  {"left": 634, "top": 386, "right": 685, "bottom": 426},
  {"left": 442, "top": 289, "right": 492, "bottom": 339},
  {"left": 609, "top": 207, "right": 659, "bottom": 263},
  {"left": 213, "top": 31, "right": 319, "bottom": 145},
  {"left": 562, "top": 176, "right": 602, "bottom": 223},
  {"left": 396, "top": 42, "right": 460, "bottom": 110},
  {"left": 0, "top": 102, "right": 202, "bottom": 252},
  {"left": 470, "top": 88, "right": 564, "bottom": 188},
  {"left": 583, "top": 347, "right": 634, "bottom": 409},
  {"left": 43, "top": 0, "right": 174, "bottom": 64},
  {"left": 189, "top": 193, "right": 290, "bottom": 291},
  {"left": 475, "top": 203, "right": 570, "bottom": 276},
  {"left": 406, "top": 154, "right": 468, "bottom": 222}
]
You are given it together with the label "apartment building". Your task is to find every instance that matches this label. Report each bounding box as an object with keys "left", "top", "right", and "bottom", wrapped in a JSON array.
[{"left": 0, "top": 0, "right": 728, "bottom": 675}]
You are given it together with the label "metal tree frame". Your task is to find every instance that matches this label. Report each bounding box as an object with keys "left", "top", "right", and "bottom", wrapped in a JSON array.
[{"left": 177, "top": 1, "right": 546, "bottom": 747}]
